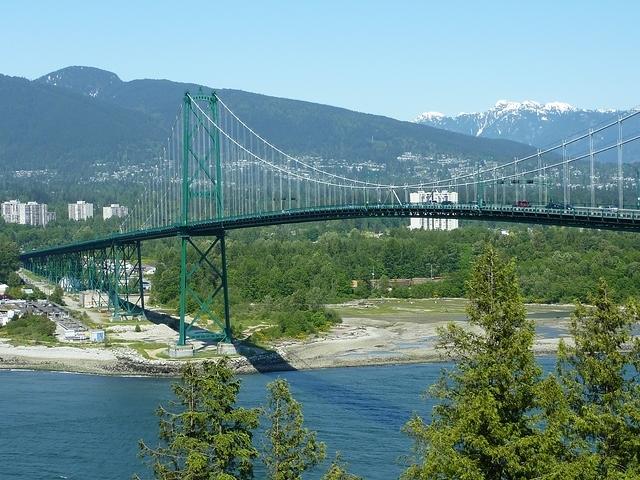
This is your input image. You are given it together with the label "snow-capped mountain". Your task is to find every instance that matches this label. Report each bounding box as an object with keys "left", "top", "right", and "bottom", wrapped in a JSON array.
[{"left": 415, "top": 100, "right": 623, "bottom": 148}]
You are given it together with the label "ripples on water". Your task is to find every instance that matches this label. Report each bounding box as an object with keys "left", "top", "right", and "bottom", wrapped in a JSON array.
[{"left": 0, "top": 359, "right": 555, "bottom": 479}]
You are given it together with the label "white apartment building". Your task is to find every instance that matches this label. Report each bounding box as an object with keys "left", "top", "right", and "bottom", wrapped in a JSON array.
[
  {"left": 1, "top": 200, "right": 20, "bottom": 223},
  {"left": 408, "top": 190, "right": 459, "bottom": 231},
  {"left": 21, "top": 201, "right": 52, "bottom": 226},
  {"left": 103, "top": 203, "right": 129, "bottom": 220},
  {"left": 68, "top": 201, "right": 94, "bottom": 221},
  {"left": 2, "top": 200, "right": 52, "bottom": 227}
]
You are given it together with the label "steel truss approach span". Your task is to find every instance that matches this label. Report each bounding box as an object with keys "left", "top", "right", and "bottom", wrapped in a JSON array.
[{"left": 20, "top": 92, "right": 640, "bottom": 345}]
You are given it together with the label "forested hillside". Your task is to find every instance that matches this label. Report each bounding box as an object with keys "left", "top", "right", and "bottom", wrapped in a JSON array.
[
  {"left": 0, "top": 66, "right": 535, "bottom": 176},
  {"left": 0, "top": 74, "right": 164, "bottom": 171}
]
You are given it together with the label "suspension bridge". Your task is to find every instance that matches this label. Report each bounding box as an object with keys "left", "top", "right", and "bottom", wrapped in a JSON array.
[{"left": 20, "top": 91, "right": 640, "bottom": 347}]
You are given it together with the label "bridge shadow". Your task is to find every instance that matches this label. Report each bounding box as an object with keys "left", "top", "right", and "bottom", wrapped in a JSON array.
[
  {"left": 234, "top": 339, "right": 297, "bottom": 373},
  {"left": 142, "top": 307, "right": 296, "bottom": 373}
]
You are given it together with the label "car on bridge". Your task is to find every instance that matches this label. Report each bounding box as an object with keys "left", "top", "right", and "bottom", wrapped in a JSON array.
[
  {"left": 546, "top": 202, "right": 575, "bottom": 210},
  {"left": 513, "top": 200, "right": 531, "bottom": 208}
]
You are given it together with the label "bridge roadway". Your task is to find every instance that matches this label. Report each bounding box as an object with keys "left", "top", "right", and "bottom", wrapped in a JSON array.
[{"left": 20, "top": 203, "right": 640, "bottom": 260}]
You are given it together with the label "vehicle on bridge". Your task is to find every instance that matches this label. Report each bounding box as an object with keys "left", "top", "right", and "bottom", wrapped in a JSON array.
[
  {"left": 514, "top": 200, "right": 531, "bottom": 208},
  {"left": 546, "top": 202, "right": 575, "bottom": 210}
]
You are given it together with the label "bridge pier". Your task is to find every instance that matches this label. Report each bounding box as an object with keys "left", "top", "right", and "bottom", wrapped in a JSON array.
[
  {"left": 110, "top": 242, "right": 146, "bottom": 320},
  {"left": 177, "top": 230, "right": 233, "bottom": 346}
]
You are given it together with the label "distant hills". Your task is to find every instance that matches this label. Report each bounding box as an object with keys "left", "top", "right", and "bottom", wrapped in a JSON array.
[
  {"left": 414, "top": 100, "right": 627, "bottom": 148},
  {"left": 0, "top": 66, "right": 534, "bottom": 174}
]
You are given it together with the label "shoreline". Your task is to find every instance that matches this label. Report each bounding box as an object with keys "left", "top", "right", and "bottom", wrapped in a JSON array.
[
  {"left": 0, "top": 297, "right": 573, "bottom": 377},
  {"left": 0, "top": 343, "right": 562, "bottom": 378}
]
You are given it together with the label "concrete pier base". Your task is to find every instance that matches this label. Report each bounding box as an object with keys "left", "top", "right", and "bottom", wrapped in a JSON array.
[
  {"left": 168, "top": 343, "right": 194, "bottom": 358},
  {"left": 217, "top": 342, "right": 237, "bottom": 355}
]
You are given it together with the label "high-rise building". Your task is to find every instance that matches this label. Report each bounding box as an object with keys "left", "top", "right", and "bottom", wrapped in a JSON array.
[
  {"left": 1, "top": 200, "right": 20, "bottom": 223},
  {"left": 2, "top": 200, "right": 52, "bottom": 226},
  {"left": 20, "top": 201, "right": 51, "bottom": 227},
  {"left": 103, "top": 203, "right": 129, "bottom": 220},
  {"left": 68, "top": 201, "right": 94, "bottom": 221},
  {"left": 408, "top": 190, "right": 459, "bottom": 231}
]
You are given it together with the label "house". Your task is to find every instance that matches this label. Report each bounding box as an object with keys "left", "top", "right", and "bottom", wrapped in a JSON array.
[{"left": 0, "top": 309, "right": 16, "bottom": 326}]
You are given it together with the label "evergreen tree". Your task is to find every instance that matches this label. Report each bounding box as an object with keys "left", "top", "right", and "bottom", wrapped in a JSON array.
[
  {"left": 321, "top": 454, "right": 362, "bottom": 480},
  {"left": 402, "top": 245, "right": 549, "bottom": 479},
  {"left": 0, "top": 238, "right": 20, "bottom": 284},
  {"left": 49, "top": 285, "right": 65, "bottom": 305},
  {"left": 556, "top": 280, "right": 640, "bottom": 478},
  {"left": 137, "top": 359, "right": 260, "bottom": 480},
  {"left": 263, "top": 378, "right": 326, "bottom": 480}
]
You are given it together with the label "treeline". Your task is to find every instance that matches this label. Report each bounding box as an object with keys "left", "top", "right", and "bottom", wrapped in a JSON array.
[
  {"left": 139, "top": 247, "right": 640, "bottom": 479},
  {"left": 7, "top": 215, "right": 640, "bottom": 308},
  {"left": 149, "top": 223, "right": 640, "bottom": 307}
]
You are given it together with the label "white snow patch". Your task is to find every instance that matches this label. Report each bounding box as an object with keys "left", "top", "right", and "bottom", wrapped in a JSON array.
[{"left": 414, "top": 111, "right": 446, "bottom": 122}]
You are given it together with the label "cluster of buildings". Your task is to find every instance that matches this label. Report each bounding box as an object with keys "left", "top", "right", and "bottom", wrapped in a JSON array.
[
  {"left": 1, "top": 199, "right": 128, "bottom": 226},
  {"left": 68, "top": 201, "right": 129, "bottom": 221},
  {"left": 1, "top": 200, "right": 56, "bottom": 227},
  {"left": 0, "top": 298, "right": 104, "bottom": 342}
]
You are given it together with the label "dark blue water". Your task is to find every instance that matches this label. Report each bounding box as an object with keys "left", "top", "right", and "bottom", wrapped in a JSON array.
[{"left": 0, "top": 359, "right": 555, "bottom": 479}]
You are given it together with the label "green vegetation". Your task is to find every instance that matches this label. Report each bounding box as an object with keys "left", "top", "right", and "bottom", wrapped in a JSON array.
[
  {"left": 151, "top": 225, "right": 640, "bottom": 309},
  {"left": 263, "top": 378, "right": 326, "bottom": 480},
  {"left": 1, "top": 314, "right": 56, "bottom": 343},
  {"left": 0, "top": 238, "right": 20, "bottom": 284},
  {"left": 137, "top": 359, "right": 261, "bottom": 480},
  {"left": 321, "top": 456, "right": 362, "bottom": 480},
  {"left": 48, "top": 285, "right": 65, "bottom": 305},
  {"left": 140, "top": 360, "right": 350, "bottom": 480},
  {"left": 236, "top": 297, "right": 341, "bottom": 342},
  {"left": 10, "top": 216, "right": 640, "bottom": 341},
  {"left": 556, "top": 281, "right": 640, "bottom": 477},
  {"left": 403, "top": 248, "right": 640, "bottom": 479},
  {"left": 402, "top": 246, "right": 550, "bottom": 479}
]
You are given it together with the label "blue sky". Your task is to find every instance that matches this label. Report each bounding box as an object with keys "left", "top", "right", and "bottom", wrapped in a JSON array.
[{"left": 2, "top": 0, "right": 638, "bottom": 119}]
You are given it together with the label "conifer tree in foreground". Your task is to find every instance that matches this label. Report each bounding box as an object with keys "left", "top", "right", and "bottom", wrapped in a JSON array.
[
  {"left": 556, "top": 280, "right": 640, "bottom": 478},
  {"left": 136, "top": 359, "right": 260, "bottom": 480},
  {"left": 263, "top": 378, "right": 326, "bottom": 480},
  {"left": 402, "top": 245, "right": 550, "bottom": 479},
  {"left": 321, "top": 454, "right": 363, "bottom": 480}
]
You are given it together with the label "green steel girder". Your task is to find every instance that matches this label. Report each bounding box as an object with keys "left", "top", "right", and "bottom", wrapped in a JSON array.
[
  {"left": 110, "top": 241, "right": 145, "bottom": 320},
  {"left": 175, "top": 91, "right": 230, "bottom": 346},
  {"left": 183, "top": 91, "right": 223, "bottom": 222},
  {"left": 21, "top": 204, "right": 640, "bottom": 264},
  {"left": 177, "top": 232, "right": 232, "bottom": 346},
  {"left": 22, "top": 242, "right": 145, "bottom": 320}
]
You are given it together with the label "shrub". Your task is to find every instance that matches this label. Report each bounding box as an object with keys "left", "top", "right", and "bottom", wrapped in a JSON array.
[{"left": 3, "top": 314, "right": 56, "bottom": 342}]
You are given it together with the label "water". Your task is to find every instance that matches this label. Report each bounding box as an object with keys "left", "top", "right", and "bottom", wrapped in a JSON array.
[{"left": 0, "top": 359, "right": 555, "bottom": 479}]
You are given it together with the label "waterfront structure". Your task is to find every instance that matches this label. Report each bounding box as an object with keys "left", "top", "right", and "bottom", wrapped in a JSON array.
[
  {"left": 103, "top": 203, "right": 129, "bottom": 219},
  {"left": 408, "top": 190, "right": 459, "bottom": 231},
  {"left": 68, "top": 201, "right": 94, "bottom": 221}
]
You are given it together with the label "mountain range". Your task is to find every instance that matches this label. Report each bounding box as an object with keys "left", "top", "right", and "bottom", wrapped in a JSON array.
[
  {"left": 0, "top": 66, "right": 534, "bottom": 174},
  {"left": 414, "top": 100, "right": 626, "bottom": 148}
]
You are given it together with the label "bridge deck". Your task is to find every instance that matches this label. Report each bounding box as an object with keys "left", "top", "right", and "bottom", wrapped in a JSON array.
[{"left": 20, "top": 203, "right": 640, "bottom": 260}]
